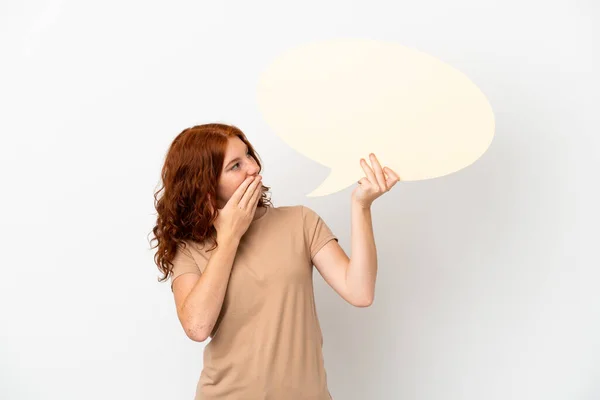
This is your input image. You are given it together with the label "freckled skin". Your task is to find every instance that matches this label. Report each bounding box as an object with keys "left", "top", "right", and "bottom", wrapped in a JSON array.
[{"left": 217, "top": 136, "right": 266, "bottom": 220}]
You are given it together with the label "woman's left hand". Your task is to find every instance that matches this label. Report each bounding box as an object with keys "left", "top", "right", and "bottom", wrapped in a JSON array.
[{"left": 351, "top": 153, "right": 400, "bottom": 209}]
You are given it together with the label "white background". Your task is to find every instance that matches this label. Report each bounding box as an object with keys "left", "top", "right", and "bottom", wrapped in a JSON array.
[{"left": 1, "top": 1, "right": 598, "bottom": 399}]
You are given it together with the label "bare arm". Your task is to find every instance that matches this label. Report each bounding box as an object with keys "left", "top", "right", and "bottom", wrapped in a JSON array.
[
  {"left": 172, "top": 234, "right": 240, "bottom": 342},
  {"left": 345, "top": 200, "right": 377, "bottom": 306},
  {"left": 173, "top": 175, "right": 262, "bottom": 342}
]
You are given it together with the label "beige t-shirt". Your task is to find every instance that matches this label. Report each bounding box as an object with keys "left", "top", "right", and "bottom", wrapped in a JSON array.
[{"left": 171, "top": 205, "right": 338, "bottom": 400}]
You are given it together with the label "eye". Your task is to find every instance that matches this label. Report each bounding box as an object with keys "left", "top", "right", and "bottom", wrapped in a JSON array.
[{"left": 231, "top": 150, "right": 252, "bottom": 170}]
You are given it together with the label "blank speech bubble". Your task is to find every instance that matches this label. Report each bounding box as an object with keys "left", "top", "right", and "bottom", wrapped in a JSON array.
[{"left": 256, "top": 38, "right": 495, "bottom": 197}]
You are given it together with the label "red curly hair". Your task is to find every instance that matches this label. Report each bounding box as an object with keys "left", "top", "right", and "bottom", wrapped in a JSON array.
[{"left": 149, "top": 123, "right": 273, "bottom": 283}]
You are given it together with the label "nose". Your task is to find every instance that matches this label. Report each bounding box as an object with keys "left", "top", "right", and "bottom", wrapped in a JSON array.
[{"left": 248, "top": 165, "right": 260, "bottom": 177}]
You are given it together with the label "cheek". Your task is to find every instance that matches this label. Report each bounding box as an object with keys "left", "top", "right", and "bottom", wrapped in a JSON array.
[{"left": 228, "top": 177, "right": 245, "bottom": 194}]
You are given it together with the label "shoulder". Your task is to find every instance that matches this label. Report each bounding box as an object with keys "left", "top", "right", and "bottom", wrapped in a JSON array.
[
  {"left": 257, "top": 205, "right": 326, "bottom": 231},
  {"left": 266, "top": 204, "right": 305, "bottom": 218},
  {"left": 297, "top": 204, "right": 323, "bottom": 221},
  {"left": 178, "top": 239, "right": 211, "bottom": 261},
  {"left": 277, "top": 204, "right": 321, "bottom": 220},
  {"left": 263, "top": 205, "right": 312, "bottom": 229}
]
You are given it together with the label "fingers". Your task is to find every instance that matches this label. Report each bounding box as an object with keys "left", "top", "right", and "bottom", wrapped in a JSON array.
[
  {"left": 384, "top": 167, "right": 401, "bottom": 187},
  {"left": 360, "top": 158, "right": 377, "bottom": 187},
  {"left": 228, "top": 176, "right": 257, "bottom": 207},
  {"left": 251, "top": 180, "right": 262, "bottom": 209},
  {"left": 238, "top": 176, "right": 262, "bottom": 209},
  {"left": 368, "top": 153, "right": 387, "bottom": 190}
]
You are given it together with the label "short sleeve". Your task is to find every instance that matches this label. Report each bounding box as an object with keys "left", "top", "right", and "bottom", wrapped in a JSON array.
[
  {"left": 302, "top": 205, "right": 338, "bottom": 262},
  {"left": 170, "top": 241, "right": 203, "bottom": 292}
]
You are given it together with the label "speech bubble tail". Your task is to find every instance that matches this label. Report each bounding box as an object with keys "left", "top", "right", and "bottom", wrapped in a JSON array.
[{"left": 306, "top": 169, "right": 352, "bottom": 198}]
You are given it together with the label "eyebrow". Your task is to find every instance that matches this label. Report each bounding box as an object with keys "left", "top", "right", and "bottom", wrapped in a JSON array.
[{"left": 225, "top": 145, "right": 249, "bottom": 169}]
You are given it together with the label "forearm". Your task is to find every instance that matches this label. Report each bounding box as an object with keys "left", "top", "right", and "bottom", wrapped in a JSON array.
[
  {"left": 182, "top": 235, "right": 240, "bottom": 339},
  {"left": 346, "top": 200, "right": 377, "bottom": 306}
]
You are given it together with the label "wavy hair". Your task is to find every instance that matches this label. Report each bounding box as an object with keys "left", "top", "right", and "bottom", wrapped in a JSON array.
[{"left": 148, "top": 123, "right": 273, "bottom": 283}]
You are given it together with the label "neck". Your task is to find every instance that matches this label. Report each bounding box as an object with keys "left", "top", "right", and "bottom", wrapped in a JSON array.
[{"left": 253, "top": 206, "right": 266, "bottom": 221}]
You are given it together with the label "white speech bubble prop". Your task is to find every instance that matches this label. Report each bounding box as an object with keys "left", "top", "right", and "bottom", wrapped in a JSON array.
[{"left": 256, "top": 38, "right": 495, "bottom": 197}]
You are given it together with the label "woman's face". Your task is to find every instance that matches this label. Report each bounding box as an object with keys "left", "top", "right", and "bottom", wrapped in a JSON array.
[{"left": 216, "top": 136, "right": 261, "bottom": 209}]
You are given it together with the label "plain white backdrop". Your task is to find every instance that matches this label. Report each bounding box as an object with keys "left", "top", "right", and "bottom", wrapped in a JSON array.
[{"left": 1, "top": 1, "right": 598, "bottom": 399}]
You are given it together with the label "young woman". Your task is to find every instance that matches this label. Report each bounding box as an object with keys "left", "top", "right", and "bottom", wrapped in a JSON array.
[{"left": 150, "top": 123, "right": 399, "bottom": 399}]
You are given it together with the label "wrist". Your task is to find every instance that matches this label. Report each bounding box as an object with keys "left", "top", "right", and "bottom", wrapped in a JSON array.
[
  {"left": 217, "top": 232, "right": 241, "bottom": 246},
  {"left": 351, "top": 198, "right": 372, "bottom": 210}
]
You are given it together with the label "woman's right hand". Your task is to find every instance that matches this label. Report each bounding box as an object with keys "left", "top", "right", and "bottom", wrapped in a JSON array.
[{"left": 213, "top": 175, "right": 263, "bottom": 242}]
